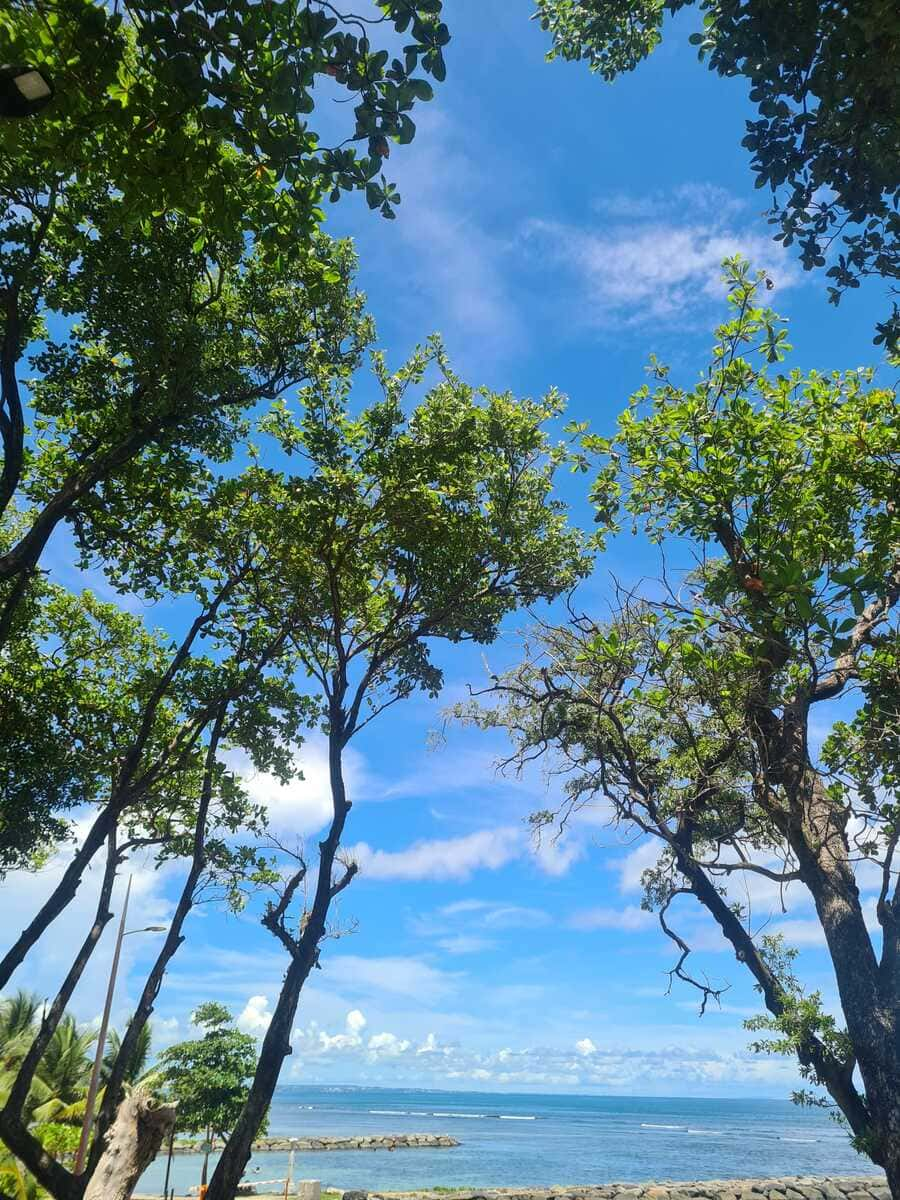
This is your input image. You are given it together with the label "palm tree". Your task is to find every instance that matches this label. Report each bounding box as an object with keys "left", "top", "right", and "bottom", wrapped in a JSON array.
[
  {"left": 102, "top": 1018, "right": 152, "bottom": 1088},
  {"left": 0, "top": 993, "right": 159, "bottom": 1191},
  {"left": 0, "top": 1151, "right": 43, "bottom": 1200},
  {"left": 0, "top": 993, "right": 42, "bottom": 1078},
  {"left": 28, "top": 1015, "right": 95, "bottom": 1124}
]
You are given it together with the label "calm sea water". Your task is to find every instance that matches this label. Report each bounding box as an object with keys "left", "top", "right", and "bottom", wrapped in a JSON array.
[{"left": 138, "top": 1086, "right": 878, "bottom": 1196}]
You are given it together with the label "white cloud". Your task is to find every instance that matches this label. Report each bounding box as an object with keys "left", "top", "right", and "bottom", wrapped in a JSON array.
[
  {"left": 227, "top": 737, "right": 368, "bottom": 840},
  {"left": 350, "top": 821, "right": 588, "bottom": 885},
  {"left": 285, "top": 1010, "right": 804, "bottom": 1094},
  {"left": 348, "top": 827, "right": 524, "bottom": 882},
  {"left": 346, "top": 1008, "right": 367, "bottom": 1035},
  {"left": 317, "top": 1009, "right": 368, "bottom": 1052},
  {"left": 436, "top": 935, "right": 497, "bottom": 956},
  {"left": 522, "top": 184, "right": 800, "bottom": 329},
  {"left": 569, "top": 904, "right": 655, "bottom": 932},
  {"left": 237, "top": 994, "right": 273, "bottom": 1035},
  {"left": 615, "top": 840, "right": 663, "bottom": 894},
  {"left": 532, "top": 834, "right": 587, "bottom": 877},
  {"left": 367, "top": 1031, "right": 411, "bottom": 1057},
  {"left": 325, "top": 955, "right": 460, "bottom": 1004}
]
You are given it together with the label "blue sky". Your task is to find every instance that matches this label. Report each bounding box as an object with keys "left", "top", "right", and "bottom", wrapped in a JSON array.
[{"left": 10, "top": 2, "right": 892, "bottom": 1099}]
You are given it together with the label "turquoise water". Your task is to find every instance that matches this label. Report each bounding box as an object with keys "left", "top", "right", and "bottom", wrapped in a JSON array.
[{"left": 138, "top": 1086, "right": 878, "bottom": 1196}]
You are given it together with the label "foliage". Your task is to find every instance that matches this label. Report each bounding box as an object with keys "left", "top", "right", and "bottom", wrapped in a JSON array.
[
  {"left": 0, "top": 231, "right": 368, "bottom": 875},
  {"left": 157, "top": 1004, "right": 259, "bottom": 1141},
  {"left": 459, "top": 260, "right": 899, "bottom": 1169},
  {"left": 251, "top": 338, "right": 591, "bottom": 707},
  {"left": 0, "top": 0, "right": 448, "bottom": 248},
  {"left": 0, "top": 992, "right": 160, "bottom": 1196},
  {"left": 0, "top": 212, "right": 369, "bottom": 639},
  {"left": 102, "top": 1021, "right": 152, "bottom": 1089},
  {"left": 0, "top": 568, "right": 313, "bottom": 882},
  {"left": 0, "top": 993, "right": 95, "bottom": 1126},
  {"left": 533, "top": 0, "right": 900, "bottom": 348}
]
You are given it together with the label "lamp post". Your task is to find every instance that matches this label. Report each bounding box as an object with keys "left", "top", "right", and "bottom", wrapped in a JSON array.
[
  {"left": 73, "top": 876, "right": 166, "bottom": 1175},
  {"left": 0, "top": 65, "right": 54, "bottom": 118}
]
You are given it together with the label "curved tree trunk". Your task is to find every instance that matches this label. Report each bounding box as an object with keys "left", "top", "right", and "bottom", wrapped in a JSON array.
[
  {"left": 206, "top": 716, "right": 355, "bottom": 1200},
  {"left": 82, "top": 1091, "right": 175, "bottom": 1200}
]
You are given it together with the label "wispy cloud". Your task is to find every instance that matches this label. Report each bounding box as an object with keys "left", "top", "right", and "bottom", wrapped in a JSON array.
[
  {"left": 340, "top": 110, "right": 523, "bottom": 364},
  {"left": 349, "top": 821, "right": 590, "bottom": 884},
  {"left": 521, "top": 183, "right": 801, "bottom": 330},
  {"left": 348, "top": 827, "right": 524, "bottom": 882},
  {"left": 568, "top": 904, "right": 655, "bottom": 932}
]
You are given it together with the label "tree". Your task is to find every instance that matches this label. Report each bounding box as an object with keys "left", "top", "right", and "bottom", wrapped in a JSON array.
[
  {"left": 0, "top": 995, "right": 94, "bottom": 1127},
  {"left": 203, "top": 341, "right": 589, "bottom": 1199},
  {"left": 0, "top": 993, "right": 96, "bottom": 1195},
  {"left": 158, "top": 1004, "right": 259, "bottom": 1190},
  {"left": 533, "top": 0, "right": 900, "bottom": 350},
  {"left": 460, "top": 261, "right": 900, "bottom": 1194},
  {"left": 0, "top": 472, "right": 330, "bottom": 1200}
]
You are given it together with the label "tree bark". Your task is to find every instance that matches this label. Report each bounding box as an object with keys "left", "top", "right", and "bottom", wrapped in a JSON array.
[
  {"left": 885, "top": 1140, "right": 900, "bottom": 1200},
  {"left": 3, "top": 831, "right": 120, "bottom": 1119},
  {"left": 82, "top": 1091, "right": 176, "bottom": 1200}
]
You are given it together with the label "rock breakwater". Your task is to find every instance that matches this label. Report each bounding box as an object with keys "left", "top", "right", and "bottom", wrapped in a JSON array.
[
  {"left": 171, "top": 1134, "right": 459, "bottom": 1155},
  {"left": 363, "top": 1176, "right": 889, "bottom": 1200}
]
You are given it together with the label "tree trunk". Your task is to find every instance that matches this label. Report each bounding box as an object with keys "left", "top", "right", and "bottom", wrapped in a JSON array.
[
  {"left": 201, "top": 1125, "right": 211, "bottom": 1186},
  {"left": 0, "top": 804, "right": 118, "bottom": 991},
  {"left": 206, "top": 716, "right": 354, "bottom": 1200},
  {"left": 82, "top": 1091, "right": 175, "bottom": 1200}
]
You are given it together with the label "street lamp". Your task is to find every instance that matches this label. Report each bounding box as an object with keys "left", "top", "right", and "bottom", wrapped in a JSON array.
[
  {"left": 73, "top": 878, "right": 167, "bottom": 1175},
  {"left": 0, "top": 65, "right": 54, "bottom": 118}
]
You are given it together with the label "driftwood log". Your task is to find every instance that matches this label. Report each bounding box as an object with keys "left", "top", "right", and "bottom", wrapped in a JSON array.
[{"left": 83, "top": 1090, "right": 176, "bottom": 1200}]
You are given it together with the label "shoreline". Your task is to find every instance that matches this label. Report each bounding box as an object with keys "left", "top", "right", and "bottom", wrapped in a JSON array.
[{"left": 136, "top": 1174, "right": 890, "bottom": 1200}]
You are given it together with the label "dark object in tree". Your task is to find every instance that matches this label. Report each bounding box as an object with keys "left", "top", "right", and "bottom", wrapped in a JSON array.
[
  {"left": 0, "top": 64, "right": 53, "bottom": 118},
  {"left": 534, "top": 0, "right": 900, "bottom": 349},
  {"left": 460, "top": 261, "right": 900, "bottom": 1197}
]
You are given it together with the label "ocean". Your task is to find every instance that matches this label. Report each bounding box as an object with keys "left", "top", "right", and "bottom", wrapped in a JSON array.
[{"left": 137, "top": 1086, "right": 879, "bottom": 1196}]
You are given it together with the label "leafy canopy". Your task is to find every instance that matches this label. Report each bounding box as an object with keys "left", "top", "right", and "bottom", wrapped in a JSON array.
[
  {"left": 157, "top": 1004, "right": 259, "bottom": 1140},
  {"left": 1, "top": 0, "right": 449, "bottom": 246},
  {"left": 247, "top": 337, "right": 591, "bottom": 731}
]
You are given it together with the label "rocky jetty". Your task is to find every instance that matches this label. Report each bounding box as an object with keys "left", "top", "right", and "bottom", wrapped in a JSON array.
[
  {"left": 134, "top": 1175, "right": 891, "bottom": 1200},
  {"left": 362, "top": 1176, "right": 890, "bottom": 1200},
  {"left": 171, "top": 1133, "right": 459, "bottom": 1155}
]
